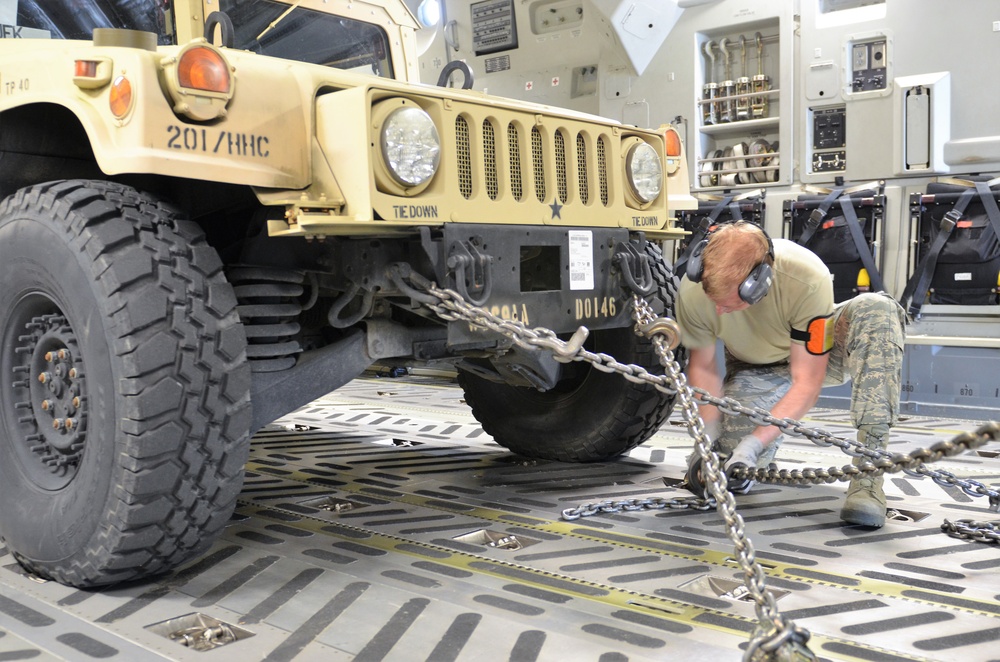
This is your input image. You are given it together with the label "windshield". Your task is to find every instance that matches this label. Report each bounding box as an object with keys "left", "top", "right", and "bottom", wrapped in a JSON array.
[
  {"left": 16, "top": 0, "right": 172, "bottom": 43},
  {"left": 217, "top": 0, "right": 394, "bottom": 78}
]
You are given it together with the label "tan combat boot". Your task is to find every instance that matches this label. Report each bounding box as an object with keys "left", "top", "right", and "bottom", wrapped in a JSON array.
[{"left": 840, "top": 425, "right": 888, "bottom": 527}]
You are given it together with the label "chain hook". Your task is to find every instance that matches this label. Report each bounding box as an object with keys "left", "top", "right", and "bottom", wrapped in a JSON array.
[
  {"left": 637, "top": 317, "right": 681, "bottom": 350},
  {"left": 531, "top": 326, "right": 590, "bottom": 363},
  {"left": 745, "top": 618, "right": 817, "bottom": 662}
]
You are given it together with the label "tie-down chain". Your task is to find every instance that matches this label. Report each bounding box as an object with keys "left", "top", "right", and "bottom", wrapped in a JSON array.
[{"left": 399, "top": 270, "right": 1000, "bottom": 662}]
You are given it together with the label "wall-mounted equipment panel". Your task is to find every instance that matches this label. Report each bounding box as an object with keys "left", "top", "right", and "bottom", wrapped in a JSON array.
[
  {"left": 850, "top": 38, "right": 887, "bottom": 92},
  {"left": 843, "top": 31, "right": 892, "bottom": 99},
  {"left": 809, "top": 105, "right": 846, "bottom": 174},
  {"left": 471, "top": 0, "right": 518, "bottom": 56}
]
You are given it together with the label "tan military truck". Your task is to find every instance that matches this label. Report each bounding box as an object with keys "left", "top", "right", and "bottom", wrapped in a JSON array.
[{"left": 0, "top": 0, "right": 694, "bottom": 587}]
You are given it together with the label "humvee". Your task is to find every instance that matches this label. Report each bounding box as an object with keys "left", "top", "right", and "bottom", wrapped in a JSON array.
[{"left": 0, "top": 0, "right": 694, "bottom": 587}]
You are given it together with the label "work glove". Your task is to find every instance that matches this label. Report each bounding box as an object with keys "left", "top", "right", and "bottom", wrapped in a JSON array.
[{"left": 723, "top": 434, "right": 765, "bottom": 494}]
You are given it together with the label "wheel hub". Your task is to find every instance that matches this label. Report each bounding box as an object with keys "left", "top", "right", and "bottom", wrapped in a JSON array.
[{"left": 11, "top": 313, "right": 87, "bottom": 478}]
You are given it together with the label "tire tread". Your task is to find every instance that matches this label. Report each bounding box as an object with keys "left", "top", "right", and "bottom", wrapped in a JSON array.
[{"left": 2, "top": 180, "right": 250, "bottom": 587}]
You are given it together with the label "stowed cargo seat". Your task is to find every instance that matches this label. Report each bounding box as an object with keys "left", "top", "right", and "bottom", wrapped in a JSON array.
[
  {"left": 674, "top": 190, "right": 765, "bottom": 277},
  {"left": 784, "top": 183, "right": 885, "bottom": 304},
  {"left": 901, "top": 175, "right": 1000, "bottom": 315}
]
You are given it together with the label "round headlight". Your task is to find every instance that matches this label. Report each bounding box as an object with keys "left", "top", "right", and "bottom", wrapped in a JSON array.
[
  {"left": 625, "top": 142, "right": 663, "bottom": 204},
  {"left": 380, "top": 106, "right": 441, "bottom": 187}
]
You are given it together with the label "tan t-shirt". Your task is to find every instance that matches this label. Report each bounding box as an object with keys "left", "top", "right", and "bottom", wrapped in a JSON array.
[{"left": 676, "top": 239, "right": 835, "bottom": 364}]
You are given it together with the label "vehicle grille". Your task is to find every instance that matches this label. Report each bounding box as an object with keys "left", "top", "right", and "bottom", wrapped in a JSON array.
[
  {"left": 456, "top": 115, "right": 472, "bottom": 199},
  {"left": 508, "top": 123, "right": 523, "bottom": 201},
  {"left": 454, "top": 115, "right": 611, "bottom": 207},
  {"left": 531, "top": 127, "right": 545, "bottom": 202},
  {"left": 576, "top": 133, "right": 589, "bottom": 205}
]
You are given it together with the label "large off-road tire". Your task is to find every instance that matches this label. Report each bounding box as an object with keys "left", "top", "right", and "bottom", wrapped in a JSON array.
[
  {"left": 458, "top": 242, "right": 685, "bottom": 462},
  {"left": 0, "top": 180, "right": 251, "bottom": 588}
]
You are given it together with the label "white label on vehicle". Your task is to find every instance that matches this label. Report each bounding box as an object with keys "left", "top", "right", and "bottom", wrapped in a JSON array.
[
  {"left": 955, "top": 272, "right": 973, "bottom": 281},
  {"left": 568, "top": 231, "right": 594, "bottom": 291}
]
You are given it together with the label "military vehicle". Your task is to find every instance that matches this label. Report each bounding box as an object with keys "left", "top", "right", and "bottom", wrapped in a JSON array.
[{"left": 0, "top": 0, "right": 694, "bottom": 587}]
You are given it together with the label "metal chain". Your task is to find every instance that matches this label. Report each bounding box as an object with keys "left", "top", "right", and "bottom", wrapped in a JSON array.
[
  {"left": 413, "top": 280, "right": 817, "bottom": 659},
  {"left": 562, "top": 494, "right": 717, "bottom": 519},
  {"left": 405, "top": 275, "right": 999, "bottom": 659},
  {"left": 419, "top": 280, "right": 1000, "bottom": 511},
  {"left": 941, "top": 519, "right": 1000, "bottom": 544},
  {"left": 631, "top": 296, "right": 816, "bottom": 661}
]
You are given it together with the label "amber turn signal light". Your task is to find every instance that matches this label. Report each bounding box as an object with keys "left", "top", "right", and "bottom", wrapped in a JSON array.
[
  {"left": 161, "top": 40, "right": 234, "bottom": 122},
  {"left": 663, "top": 127, "right": 682, "bottom": 175},
  {"left": 109, "top": 76, "right": 133, "bottom": 118},
  {"left": 178, "top": 46, "right": 230, "bottom": 94},
  {"left": 664, "top": 128, "right": 682, "bottom": 157}
]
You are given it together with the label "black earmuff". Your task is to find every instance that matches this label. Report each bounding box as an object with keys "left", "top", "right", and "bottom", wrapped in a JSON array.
[
  {"left": 738, "top": 260, "right": 773, "bottom": 305},
  {"left": 686, "top": 223, "right": 775, "bottom": 305},
  {"left": 686, "top": 237, "right": 708, "bottom": 283}
]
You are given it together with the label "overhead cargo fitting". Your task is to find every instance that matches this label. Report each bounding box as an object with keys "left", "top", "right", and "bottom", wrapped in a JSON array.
[{"left": 588, "top": 0, "right": 683, "bottom": 76}]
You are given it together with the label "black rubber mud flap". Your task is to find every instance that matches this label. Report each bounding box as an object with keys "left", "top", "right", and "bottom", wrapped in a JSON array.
[
  {"left": 458, "top": 242, "right": 686, "bottom": 462},
  {"left": 0, "top": 180, "right": 251, "bottom": 587}
]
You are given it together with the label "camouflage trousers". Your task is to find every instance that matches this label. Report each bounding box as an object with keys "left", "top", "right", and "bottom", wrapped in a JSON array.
[{"left": 715, "top": 292, "right": 906, "bottom": 466}]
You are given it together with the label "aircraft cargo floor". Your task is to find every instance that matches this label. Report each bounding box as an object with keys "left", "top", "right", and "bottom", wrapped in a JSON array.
[{"left": 1, "top": 373, "right": 999, "bottom": 661}]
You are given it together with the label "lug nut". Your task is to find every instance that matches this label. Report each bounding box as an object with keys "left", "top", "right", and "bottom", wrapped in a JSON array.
[
  {"left": 57, "top": 349, "right": 70, "bottom": 361},
  {"left": 68, "top": 368, "right": 78, "bottom": 379},
  {"left": 72, "top": 396, "right": 81, "bottom": 409},
  {"left": 38, "top": 372, "right": 51, "bottom": 384},
  {"left": 44, "top": 351, "right": 54, "bottom": 362},
  {"left": 65, "top": 418, "right": 75, "bottom": 430},
  {"left": 41, "top": 400, "right": 52, "bottom": 411},
  {"left": 52, "top": 419, "right": 64, "bottom": 430}
]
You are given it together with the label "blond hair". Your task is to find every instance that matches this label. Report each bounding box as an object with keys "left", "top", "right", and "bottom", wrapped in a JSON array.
[{"left": 701, "top": 222, "right": 772, "bottom": 299}]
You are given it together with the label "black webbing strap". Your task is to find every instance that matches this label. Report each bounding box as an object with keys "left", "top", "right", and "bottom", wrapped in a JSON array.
[
  {"left": 710, "top": 193, "right": 739, "bottom": 224},
  {"left": 674, "top": 194, "right": 736, "bottom": 276},
  {"left": 976, "top": 180, "right": 1000, "bottom": 240},
  {"left": 727, "top": 199, "right": 744, "bottom": 224},
  {"left": 838, "top": 196, "right": 886, "bottom": 293},
  {"left": 796, "top": 187, "right": 843, "bottom": 247},
  {"left": 900, "top": 186, "right": 979, "bottom": 317}
]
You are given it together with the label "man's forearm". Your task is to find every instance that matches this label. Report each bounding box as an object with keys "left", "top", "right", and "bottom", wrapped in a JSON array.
[
  {"left": 750, "top": 386, "right": 822, "bottom": 445},
  {"left": 685, "top": 349, "right": 724, "bottom": 429},
  {"left": 751, "top": 345, "right": 829, "bottom": 446}
]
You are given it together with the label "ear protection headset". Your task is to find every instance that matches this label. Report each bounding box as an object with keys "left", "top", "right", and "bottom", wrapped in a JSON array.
[{"left": 686, "top": 223, "right": 775, "bottom": 305}]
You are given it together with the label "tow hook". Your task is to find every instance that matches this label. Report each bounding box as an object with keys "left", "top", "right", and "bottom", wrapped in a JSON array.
[
  {"left": 447, "top": 240, "right": 493, "bottom": 306},
  {"left": 613, "top": 240, "right": 656, "bottom": 296}
]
